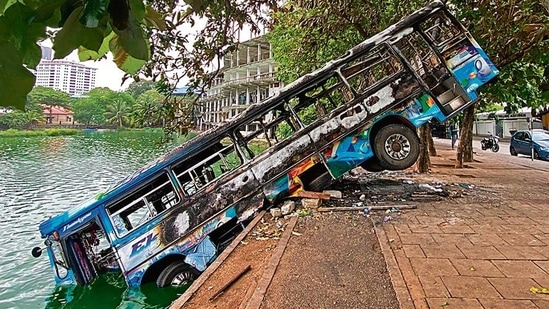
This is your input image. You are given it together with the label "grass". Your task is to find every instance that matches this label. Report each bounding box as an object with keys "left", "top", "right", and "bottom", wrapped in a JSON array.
[{"left": 0, "top": 128, "right": 80, "bottom": 138}]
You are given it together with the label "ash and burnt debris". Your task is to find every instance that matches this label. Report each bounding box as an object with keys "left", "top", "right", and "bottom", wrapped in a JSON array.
[{"left": 330, "top": 168, "right": 476, "bottom": 207}]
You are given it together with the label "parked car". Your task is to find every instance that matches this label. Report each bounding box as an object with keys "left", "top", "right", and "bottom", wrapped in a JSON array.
[{"left": 509, "top": 129, "right": 549, "bottom": 160}]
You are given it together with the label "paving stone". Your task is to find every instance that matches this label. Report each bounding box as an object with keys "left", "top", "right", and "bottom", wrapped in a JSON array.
[
  {"left": 399, "top": 233, "right": 436, "bottom": 246},
  {"left": 533, "top": 226, "right": 549, "bottom": 234},
  {"left": 533, "top": 246, "right": 549, "bottom": 259},
  {"left": 488, "top": 277, "right": 542, "bottom": 299},
  {"left": 466, "top": 233, "right": 508, "bottom": 246},
  {"left": 532, "top": 300, "right": 549, "bottom": 309},
  {"left": 420, "top": 244, "right": 466, "bottom": 259},
  {"left": 402, "top": 244, "right": 425, "bottom": 258},
  {"left": 492, "top": 260, "right": 549, "bottom": 278},
  {"left": 394, "top": 224, "right": 413, "bottom": 235},
  {"left": 450, "top": 259, "right": 504, "bottom": 277},
  {"left": 495, "top": 245, "right": 547, "bottom": 260},
  {"left": 409, "top": 257, "right": 458, "bottom": 277},
  {"left": 407, "top": 224, "right": 443, "bottom": 234},
  {"left": 426, "top": 297, "right": 483, "bottom": 308},
  {"left": 469, "top": 224, "right": 516, "bottom": 234},
  {"left": 533, "top": 261, "right": 549, "bottom": 274},
  {"left": 442, "top": 276, "right": 501, "bottom": 298},
  {"left": 432, "top": 233, "right": 473, "bottom": 246},
  {"left": 457, "top": 245, "right": 507, "bottom": 260},
  {"left": 478, "top": 299, "right": 539, "bottom": 309},
  {"left": 415, "top": 216, "right": 446, "bottom": 225},
  {"left": 439, "top": 224, "right": 476, "bottom": 234},
  {"left": 418, "top": 276, "right": 449, "bottom": 298},
  {"left": 500, "top": 216, "right": 539, "bottom": 226},
  {"left": 497, "top": 233, "right": 546, "bottom": 246}
]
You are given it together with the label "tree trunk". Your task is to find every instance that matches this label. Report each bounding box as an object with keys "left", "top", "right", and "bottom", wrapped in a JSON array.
[
  {"left": 455, "top": 104, "right": 476, "bottom": 168},
  {"left": 427, "top": 122, "right": 437, "bottom": 156},
  {"left": 416, "top": 124, "right": 431, "bottom": 173}
]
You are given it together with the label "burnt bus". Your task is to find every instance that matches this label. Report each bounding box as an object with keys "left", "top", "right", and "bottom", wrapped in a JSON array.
[{"left": 32, "top": 0, "right": 497, "bottom": 288}]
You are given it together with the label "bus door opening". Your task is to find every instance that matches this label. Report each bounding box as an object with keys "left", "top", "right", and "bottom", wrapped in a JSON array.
[{"left": 65, "top": 220, "right": 119, "bottom": 285}]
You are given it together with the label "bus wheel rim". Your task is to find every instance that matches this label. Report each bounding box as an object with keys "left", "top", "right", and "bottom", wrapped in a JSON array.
[
  {"left": 384, "top": 133, "right": 410, "bottom": 160},
  {"left": 172, "top": 271, "right": 194, "bottom": 286}
]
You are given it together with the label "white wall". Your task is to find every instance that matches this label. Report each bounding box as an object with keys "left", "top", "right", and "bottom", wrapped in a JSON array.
[{"left": 473, "top": 120, "right": 495, "bottom": 136}]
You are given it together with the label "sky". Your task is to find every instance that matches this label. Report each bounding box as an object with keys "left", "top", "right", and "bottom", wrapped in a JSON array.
[{"left": 83, "top": 54, "right": 128, "bottom": 91}]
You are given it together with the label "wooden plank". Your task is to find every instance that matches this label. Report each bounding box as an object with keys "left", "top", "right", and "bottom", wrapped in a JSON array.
[
  {"left": 297, "top": 190, "right": 331, "bottom": 200},
  {"left": 317, "top": 205, "right": 417, "bottom": 212},
  {"left": 209, "top": 265, "right": 252, "bottom": 301}
]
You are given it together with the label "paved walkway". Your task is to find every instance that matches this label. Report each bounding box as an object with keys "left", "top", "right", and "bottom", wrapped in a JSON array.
[{"left": 378, "top": 140, "right": 549, "bottom": 309}]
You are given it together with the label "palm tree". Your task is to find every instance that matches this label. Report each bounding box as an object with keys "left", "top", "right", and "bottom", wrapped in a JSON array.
[{"left": 104, "top": 99, "right": 129, "bottom": 128}]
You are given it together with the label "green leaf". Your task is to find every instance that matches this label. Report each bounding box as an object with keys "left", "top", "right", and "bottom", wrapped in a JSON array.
[
  {"left": 129, "top": 0, "right": 145, "bottom": 21},
  {"left": 109, "top": 34, "right": 146, "bottom": 74},
  {"left": 0, "top": 2, "right": 48, "bottom": 69},
  {"left": 78, "top": 30, "right": 115, "bottom": 61},
  {"left": 80, "top": 0, "right": 108, "bottom": 28},
  {"left": 34, "top": 0, "right": 63, "bottom": 27},
  {"left": 144, "top": 5, "right": 166, "bottom": 30},
  {"left": 0, "top": 40, "right": 36, "bottom": 110},
  {"left": 53, "top": 6, "right": 105, "bottom": 59},
  {"left": 2, "top": 0, "right": 17, "bottom": 14},
  {"left": 110, "top": 15, "right": 149, "bottom": 60}
]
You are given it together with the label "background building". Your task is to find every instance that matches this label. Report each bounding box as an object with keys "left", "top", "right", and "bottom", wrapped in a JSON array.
[
  {"left": 196, "top": 35, "right": 281, "bottom": 132},
  {"left": 35, "top": 46, "right": 97, "bottom": 96}
]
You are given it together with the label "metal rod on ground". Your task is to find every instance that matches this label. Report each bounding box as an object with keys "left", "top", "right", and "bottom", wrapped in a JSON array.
[
  {"left": 317, "top": 205, "right": 417, "bottom": 212},
  {"left": 209, "top": 265, "right": 252, "bottom": 302}
]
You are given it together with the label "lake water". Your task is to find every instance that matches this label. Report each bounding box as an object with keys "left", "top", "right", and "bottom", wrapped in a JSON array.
[{"left": 0, "top": 130, "right": 188, "bottom": 309}]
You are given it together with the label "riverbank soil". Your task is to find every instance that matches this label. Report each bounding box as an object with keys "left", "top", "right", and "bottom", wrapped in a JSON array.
[{"left": 173, "top": 138, "right": 549, "bottom": 309}]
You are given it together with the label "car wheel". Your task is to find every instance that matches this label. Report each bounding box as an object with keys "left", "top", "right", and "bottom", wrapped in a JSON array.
[
  {"left": 510, "top": 146, "right": 518, "bottom": 156},
  {"left": 307, "top": 172, "right": 333, "bottom": 192},
  {"left": 534, "top": 150, "right": 540, "bottom": 160},
  {"left": 156, "top": 261, "right": 199, "bottom": 288},
  {"left": 360, "top": 157, "right": 385, "bottom": 172},
  {"left": 373, "top": 124, "right": 420, "bottom": 170}
]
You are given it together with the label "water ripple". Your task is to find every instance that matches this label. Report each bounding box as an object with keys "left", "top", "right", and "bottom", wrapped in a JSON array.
[{"left": 0, "top": 131, "right": 174, "bottom": 308}]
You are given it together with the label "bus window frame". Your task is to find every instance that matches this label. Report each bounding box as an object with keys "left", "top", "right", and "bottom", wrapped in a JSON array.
[{"left": 107, "top": 171, "right": 181, "bottom": 238}]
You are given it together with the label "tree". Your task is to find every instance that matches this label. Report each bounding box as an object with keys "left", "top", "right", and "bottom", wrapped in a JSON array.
[
  {"left": 27, "top": 86, "right": 72, "bottom": 110},
  {"left": 0, "top": 0, "right": 278, "bottom": 116},
  {"left": 126, "top": 80, "right": 157, "bottom": 99},
  {"left": 105, "top": 99, "right": 130, "bottom": 127},
  {"left": 72, "top": 97, "right": 106, "bottom": 126},
  {"left": 132, "top": 89, "right": 165, "bottom": 127}
]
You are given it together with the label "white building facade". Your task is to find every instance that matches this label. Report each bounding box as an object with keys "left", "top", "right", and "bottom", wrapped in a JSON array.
[
  {"left": 35, "top": 59, "right": 97, "bottom": 96},
  {"left": 197, "top": 35, "right": 281, "bottom": 132}
]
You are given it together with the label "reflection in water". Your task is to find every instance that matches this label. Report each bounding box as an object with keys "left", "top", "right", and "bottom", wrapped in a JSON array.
[{"left": 0, "top": 131, "right": 184, "bottom": 309}]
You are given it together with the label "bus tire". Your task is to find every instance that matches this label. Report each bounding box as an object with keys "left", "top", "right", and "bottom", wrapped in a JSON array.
[
  {"left": 307, "top": 172, "right": 332, "bottom": 192},
  {"left": 156, "top": 261, "right": 199, "bottom": 288},
  {"left": 359, "top": 158, "right": 385, "bottom": 172},
  {"left": 373, "top": 124, "right": 420, "bottom": 170}
]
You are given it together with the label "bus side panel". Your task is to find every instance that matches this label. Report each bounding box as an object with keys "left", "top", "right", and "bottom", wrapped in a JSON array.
[
  {"left": 262, "top": 156, "right": 321, "bottom": 201},
  {"left": 123, "top": 205, "right": 237, "bottom": 286},
  {"left": 116, "top": 169, "right": 260, "bottom": 273},
  {"left": 123, "top": 193, "right": 264, "bottom": 286},
  {"left": 250, "top": 134, "right": 317, "bottom": 184}
]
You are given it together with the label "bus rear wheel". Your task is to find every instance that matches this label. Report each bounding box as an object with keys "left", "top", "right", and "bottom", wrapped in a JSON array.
[
  {"left": 156, "top": 261, "right": 199, "bottom": 288},
  {"left": 373, "top": 124, "right": 420, "bottom": 170},
  {"left": 307, "top": 172, "right": 332, "bottom": 192}
]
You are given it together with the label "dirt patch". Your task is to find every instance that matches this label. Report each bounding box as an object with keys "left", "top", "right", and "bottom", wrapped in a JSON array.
[{"left": 261, "top": 213, "right": 399, "bottom": 309}]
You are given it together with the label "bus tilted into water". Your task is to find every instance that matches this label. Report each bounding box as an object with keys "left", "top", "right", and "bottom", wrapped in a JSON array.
[{"left": 33, "top": 1, "right": 498, "bottom": 288}]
